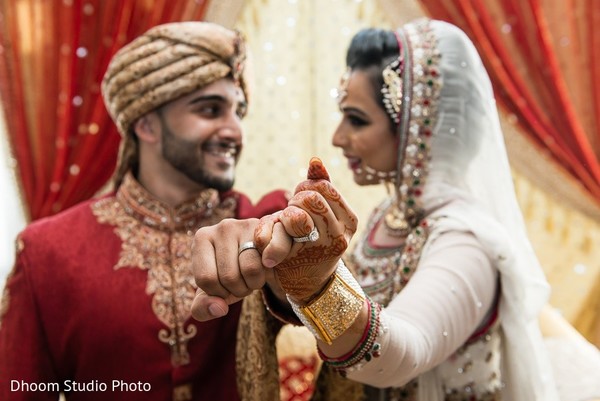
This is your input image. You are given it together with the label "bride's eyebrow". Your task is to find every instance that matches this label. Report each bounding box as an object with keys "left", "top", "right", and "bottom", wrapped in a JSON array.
[{"left": 340, "top": 106, "right": 369, "bottom": 118}]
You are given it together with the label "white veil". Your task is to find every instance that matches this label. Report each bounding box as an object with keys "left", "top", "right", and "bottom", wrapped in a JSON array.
[{"left": 414, "top": 20, "right": 559, "bottom": 401}]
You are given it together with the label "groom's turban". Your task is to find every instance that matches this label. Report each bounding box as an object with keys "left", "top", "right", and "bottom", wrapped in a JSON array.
[{"left": 102, "top": 21, "right": 248, "bottom": 136}]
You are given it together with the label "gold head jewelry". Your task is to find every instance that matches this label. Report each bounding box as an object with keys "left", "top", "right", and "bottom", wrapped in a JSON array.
[{"left": 381, "top": 57, "right": 403, "bottom": 125}]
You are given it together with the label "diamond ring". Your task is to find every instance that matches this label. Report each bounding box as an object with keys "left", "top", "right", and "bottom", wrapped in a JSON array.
[
  {"left": 238, "top": 241, "right": 257, "bottom": 256},
  {"left": 292, "top": 227, "right": 319, "bottom": 243}
]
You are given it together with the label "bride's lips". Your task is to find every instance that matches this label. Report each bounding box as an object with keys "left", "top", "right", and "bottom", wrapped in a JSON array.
[{"left": 345, "top": 155, "right": 362, "bottom": 171}]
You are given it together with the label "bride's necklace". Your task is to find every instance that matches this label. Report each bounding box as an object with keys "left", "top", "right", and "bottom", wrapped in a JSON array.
[
  {"left": 381, "top": 180, "right": 422, "bottom": 237},
  {"left": 383, "top": 202, "right": 411, "bottom": 237},
  {"left": 351, "top": 199, "right": 432, "bottom": 306},
  {"left": 363, "top": 164, "right": 397, "bottom": 182}
]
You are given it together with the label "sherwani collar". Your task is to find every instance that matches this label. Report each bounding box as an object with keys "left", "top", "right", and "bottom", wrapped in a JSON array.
[{"left": 116, "top": 172, "right": 224, "bottom": 232}]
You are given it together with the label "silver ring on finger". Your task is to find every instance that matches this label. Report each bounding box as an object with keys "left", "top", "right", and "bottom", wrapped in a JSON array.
[
  {"left": 292, "top": 226, "right": 319, "bottom": 243},
  {"left": 238, "top": 241, "right": 257, "bottom": 256}
]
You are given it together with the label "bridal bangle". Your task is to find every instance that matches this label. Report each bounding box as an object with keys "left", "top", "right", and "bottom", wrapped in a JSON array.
[{"left": 288, "top": 260, "right": 365, "bottom": 344}]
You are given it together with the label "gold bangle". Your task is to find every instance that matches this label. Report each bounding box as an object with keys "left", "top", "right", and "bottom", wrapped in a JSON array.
[{"left": 288, "top": 260, "right": 365, "bottom": 344}]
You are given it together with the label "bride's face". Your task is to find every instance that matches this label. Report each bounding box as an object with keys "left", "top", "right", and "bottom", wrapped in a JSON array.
[{"left": 332, "top": 70, "right": 398, "bottom": 186}]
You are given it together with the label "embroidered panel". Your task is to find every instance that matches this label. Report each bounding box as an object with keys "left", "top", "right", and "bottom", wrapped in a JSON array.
[
  {"left": 349, "top": 198, "right": 431, "bottom": 307},
  {"left": 439, "top": 324, "right": 503, "bottom": 399},
  {"left": 92, "top": 193, "right": 236, "bottom": 366},
  {"left": 236, "top": 291, "right": 282, "bottom": 401}
]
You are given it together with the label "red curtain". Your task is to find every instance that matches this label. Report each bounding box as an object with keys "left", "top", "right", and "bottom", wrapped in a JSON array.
[
  {"left": 0, "top": 0, "right": 212, "bottom": 221},
  {"left": 418, "top": 0, "right": 600, "bottom": 204}
]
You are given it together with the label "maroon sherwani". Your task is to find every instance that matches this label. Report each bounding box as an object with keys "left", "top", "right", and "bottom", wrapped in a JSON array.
[{"left": 0, "top": 173, "right": 288, "bottom": 401}]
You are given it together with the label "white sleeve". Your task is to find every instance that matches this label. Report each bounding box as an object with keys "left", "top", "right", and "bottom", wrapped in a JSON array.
[{"left": 347, "top": 230, "right": 498, "bottom": 388}]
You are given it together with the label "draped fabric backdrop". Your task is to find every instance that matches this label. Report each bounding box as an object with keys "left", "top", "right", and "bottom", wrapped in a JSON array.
[
  {"left": 413, "top": 0, "right": 600, "bottom": 217},
  {"left": 0, "top": 0, "right": 213, "bottom": 221},
  {"left": 0, "top": 0, "right": 599, "bottom": 347},
  {"left": 0, "top": 2, "right": 599, "bottom": 399},
  {"left": 0, "top": 109, "right": 25, "bottom": 292}
]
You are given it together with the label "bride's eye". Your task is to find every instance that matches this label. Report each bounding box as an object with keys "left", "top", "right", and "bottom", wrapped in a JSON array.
[{"left": 348, "top": 115, "right": 368, "bottom": 127}]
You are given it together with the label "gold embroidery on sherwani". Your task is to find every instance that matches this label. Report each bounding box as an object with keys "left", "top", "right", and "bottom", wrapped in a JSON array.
[
  {"left": 236, "top": 291, "right": 283, "bottom": 401},
  {"left": 92, "top": 173, "right": 236, "bottom": 366},
  {"left": 173, "top": 383, "right": 193, "bottom": 401},
  {"left": 311, "top": 365, "right": 364, "bottom": 401}
]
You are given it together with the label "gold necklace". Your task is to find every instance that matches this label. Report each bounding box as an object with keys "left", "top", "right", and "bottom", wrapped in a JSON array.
[{"left": 383, "top": 202, "right": 410, "bottom": 237}]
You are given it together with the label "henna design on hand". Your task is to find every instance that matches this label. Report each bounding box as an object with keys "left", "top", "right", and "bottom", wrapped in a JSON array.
[
  {"left": 306, "top": 156, "right": 330, "bottom": 181},
  {"left": 280, "top": 207, "right": 313, "bottom": 237},
  {"left": 275, "top": 236, "right": 348, "bottom": 301},
  {"left": 272, "top": 158, "right": 358, "bottom": 303},
  {"left": 254, "top": 214, "right": 278, "bottom": 252},
  {"left": 294, "top": 177, "right": 358, "bottom": 239}
]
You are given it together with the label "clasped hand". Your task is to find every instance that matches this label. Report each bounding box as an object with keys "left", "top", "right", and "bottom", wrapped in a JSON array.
[{"left": 191, "top": 158, "right": 358, "bottom": 322}]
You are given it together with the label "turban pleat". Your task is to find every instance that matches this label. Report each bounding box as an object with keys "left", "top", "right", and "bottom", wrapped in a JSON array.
[{"left": 102, "top": 22, "right": 248, "bottom": 136}]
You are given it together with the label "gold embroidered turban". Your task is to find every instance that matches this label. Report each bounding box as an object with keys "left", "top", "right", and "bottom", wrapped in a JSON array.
[{"left": 102, "top": 21, "right": 248, "bottom": 136}]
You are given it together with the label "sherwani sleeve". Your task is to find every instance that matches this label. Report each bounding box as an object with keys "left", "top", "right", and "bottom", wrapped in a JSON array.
[
  {"left": 0, "top": 239, "right": 60, "bottom": 401},
  {"left": 347, "top": 230, "right": 498, "bottom": 388}
]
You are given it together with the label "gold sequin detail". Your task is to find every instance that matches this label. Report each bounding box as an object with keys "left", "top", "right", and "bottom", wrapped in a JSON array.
[
  {"left": 173, "top": 383, "right": 193, "bottom": 401},
  {"left": 236, "top": 291, "right": 282, "bottom": 401},
  {"left": 92, "top": 174, "right": 236, "bottom": 365},
  {"left": 444, "top": 389, "right": 501, "bottom": 401}
]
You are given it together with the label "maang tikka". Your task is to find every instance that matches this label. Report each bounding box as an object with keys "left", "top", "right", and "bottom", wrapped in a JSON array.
[{"left": 381, "top": 35, "right": 404, "bottom": 126}]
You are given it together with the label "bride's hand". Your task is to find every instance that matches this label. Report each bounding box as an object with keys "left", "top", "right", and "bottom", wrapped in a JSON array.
[
  {"left": 190, "top": 157, "right": 358, "bottom": 323},
  {"left": 255, "top": 157, "right": 358, "bottom": 303}
]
